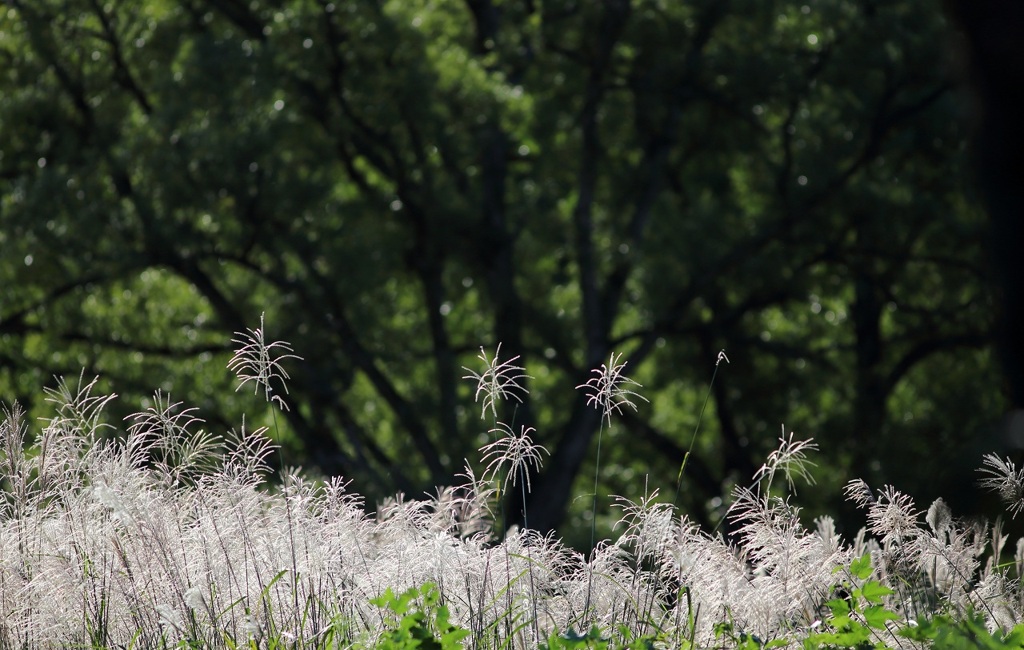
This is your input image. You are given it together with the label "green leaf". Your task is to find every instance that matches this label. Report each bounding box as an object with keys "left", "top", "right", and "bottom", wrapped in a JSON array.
[
  {"left": 808, "top": 624, "right": 872, "bottom": 648},
  {"left": 850, "top": 554, "right": 873, "bottom": 581},
  {"left": 826, "top": 598, "right": 852, "bottom": 617},
  {"left": 863, "top": 605, "right": 900, "bottom": 630},
  {"left": 857, "top": 580, "right": 895, "bottom": 605}
]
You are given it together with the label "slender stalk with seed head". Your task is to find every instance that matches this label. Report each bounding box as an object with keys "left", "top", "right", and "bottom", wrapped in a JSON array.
[
  {"left": 752, "top": 426, "right": 818, "bottom": 495},
  {"left": 461, "top": 344, "right": 533, "bottom": 528},
  {"left": 576, "top": 351, "right": 647, "bottom": 617},
  {"left": 479, "top": 423, "right": 549, "bottom": 526},
  {"left": 462, "top": 345, "right": 543, "bottom": 642},
  {"left": 673, "top": 350, "right": 728, "bottom": 512},
  {"left": 227, "top": 312, "right": 302, "bottom": 453}
]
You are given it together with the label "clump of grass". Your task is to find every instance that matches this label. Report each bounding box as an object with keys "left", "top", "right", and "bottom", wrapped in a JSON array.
[{"left": 0, "top": 323, "right": 1021, "bottom": 648}]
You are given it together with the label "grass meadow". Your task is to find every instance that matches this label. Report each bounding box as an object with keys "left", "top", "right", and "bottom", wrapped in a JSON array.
[{"left": 1, "top": 320, "right": 1023, "bottom": 648}]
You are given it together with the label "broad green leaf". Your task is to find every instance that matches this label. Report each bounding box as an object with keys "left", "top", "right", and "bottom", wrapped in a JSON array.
[
  {"left": 863, "top": 605, "right": 900, "bottom": 630},
  {"left": 857, "top": 580, "right": 895, "bottom": 605},
  {"left": 850, "top": 554, "right": 873, "bottom": 581}
]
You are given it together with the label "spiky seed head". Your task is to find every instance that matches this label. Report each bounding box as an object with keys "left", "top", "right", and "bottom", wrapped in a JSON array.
[
  {"left": 865, "top": 485, "right": 920, "bottom": 543},
  {"left": 978, "top": 453, "right": 1024, "bottom": 518},
  {"left": 844, "top": 479, "right": 875, "bottom": 508},
  {"left": 461, "top": 343, "right": 531, "bottom": 419},
  {"left": 479, "top": 423, "right": 548, "bottom": 492},
  {"left": 227, "top": 312, "right": 302, "bottom": 411},
  {"left": 753, "top": 427, "right": 818, "bottom": 494},
  {"left": 576, "top": 352, "right": 648, "bottom": 423}
]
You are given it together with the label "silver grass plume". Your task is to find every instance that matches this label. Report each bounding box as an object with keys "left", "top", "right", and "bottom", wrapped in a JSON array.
[
  {"left": 461, "top": 343, "right": 531, "bottom": 419},
  {"left": 39, "top": 374, "right": 118, "bottom": 494},
  {"left": 846, "top": 482, "right": 920, "bottom": 546},
  {"left": 228, "top": 312, "right": 302, "bottom": 411},
  {"left": 222, "top": 419, "right": 278, "bottom": 486},
  {"left": 125, "top": 392, "right": 222, "bottom": 485},
  {"left": 978, "top": 453, "right": 1024, "bottom": 518},
  {"left": 576, "top": 352, "right": 648, "bottom": 424},
  {"left": 576, "top": 351, "right": 648, "bottom": 619},
  {"left": 753, "top": 427, "right": 818, "bottom": 494},
  {"left": 612, "top": 486, "right": 675, "bottom": 563},
  {"left": 43, "top": 372, "right": 117, "bottom": 441},
  {"left": 910, "top": 512, "right": 979, "bottom": 599},
  {"left": 480, "top": 423, "right": 548, "bottom": 493}
]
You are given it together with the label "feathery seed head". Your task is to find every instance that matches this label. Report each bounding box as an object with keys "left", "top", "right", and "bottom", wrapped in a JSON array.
[
  {"left": 844, "top": 479, "right": 875, "bottom": 508},
  {"left": 753, "top": 427, "right": 818, "bottom": 494},
  {"left": 223, "top": 419, "right": 278, "bottom": 484},
  {"left": 183, "top": 585, "right": 206, "bottom": 610},
  {"left": 866, "top": 484, "right": 920, "bottom": 543},
  {"left": 461, "top": 344, "right": 531, "bottom": 419},
  {"left": 44, "top": 372, "right": 117, "bottom": 438},
  {"left": 978, "top": 453, "right": 1024, "bottom": 518},
  {"left": 125, "top": 392, "right": 223, "bottom": 485},
  {"left": 228, "top": 312, "right": 302, "bottom": 411},
  {"left": 612, "top": 487, "right": 675, "bottom": 559},
  {"left": 126, "top": 392, "right": 204, "bottom": 451},
  {"left": 926, "top": 497, "right": 953, "bottom": 537},
  {"left": 480, "top": 423, "right": 548, "bottom": 492},
  {"left": 847, "top": 479, "right": 923, "bottom": 550},
  {"left": 156, "top": 603, "right": 184, "bottom": 634},
  {"left": 576, "top": 352, "right": 648, "bottom": 423}
]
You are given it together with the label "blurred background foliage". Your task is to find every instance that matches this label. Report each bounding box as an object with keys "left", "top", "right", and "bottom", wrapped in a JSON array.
[{"left": 0, "top": 0, "right": 1007, "bottom": 544}]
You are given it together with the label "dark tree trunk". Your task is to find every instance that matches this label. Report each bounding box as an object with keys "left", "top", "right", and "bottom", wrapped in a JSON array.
[{"left": 947, "top": 2, "right": 1024, "bottom": 412}]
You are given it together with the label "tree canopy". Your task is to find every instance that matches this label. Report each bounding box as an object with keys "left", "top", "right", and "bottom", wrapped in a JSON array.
[{"left": 0, "top": 0, "right": 1003, "bottom": 538}]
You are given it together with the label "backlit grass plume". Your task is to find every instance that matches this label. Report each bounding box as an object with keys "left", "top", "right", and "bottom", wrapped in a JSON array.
[
  {"left": 753, "top": 426, "right": 819, "bottom": 495},
  {"left": 462, "top": 343, "right": 531, "bottom": 420},
  {"left": 480, "top": 423, "right": 548, "bottom": 494},
  {"left": 227, "top": 312, "right": 302, "bottom": 411},
  {"left": 978, "top": 453, "right": 1024, "bottom": 518},
  {"left": 576, "top": 352, "right": 648, "bottom": 424}
]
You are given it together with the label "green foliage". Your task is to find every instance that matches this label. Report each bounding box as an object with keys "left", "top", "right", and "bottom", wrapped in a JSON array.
[
  {"left": 540, "top": 626, "right": 612, "bottom": 650},
  {"left": 805, "top": 554, "right": 899, "bottom": 649},
  {"left": 368, "top": 584, "right": 470, "bottom": 650},
  {"left": 808, "top": 603, "right": 1024, "bottom": 650},
  {"left": 539, "top": 625, "right": 665, "bottom": 650},
  {"left": 901, "top": 612, "right": 1024, "bottom": 650},
  {"left": 713, "top": 620, "right": 790, "bottom": 650}
]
